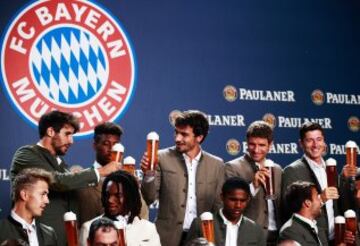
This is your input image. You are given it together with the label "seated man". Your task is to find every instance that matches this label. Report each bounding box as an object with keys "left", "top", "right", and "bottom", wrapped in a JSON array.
[
  {"left": 186, "top": 177, "right": 265, "bottom": 246},
  {"left": 279, "top": 181, "right": 327, "bottom": 245},
  {"left": 87, "top": 217, "right": 119, "bottom": 246},
  {"left": 80, "top": 170, "right": 161, "bottom": 246},
  {"left": 0, "top": 168, "right": 57, "bottom": 245}
]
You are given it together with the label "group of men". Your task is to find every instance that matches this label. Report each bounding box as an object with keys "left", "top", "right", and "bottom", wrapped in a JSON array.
[{"left": 0, "top": 109, "right": 359, "bottom": 246}]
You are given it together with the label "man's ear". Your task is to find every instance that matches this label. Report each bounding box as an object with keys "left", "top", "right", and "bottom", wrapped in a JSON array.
[
  {"left": 298, "top": 139, "right": 304, "bottom": 150},
  {"left": 196, "top": 135, "right": 204, "bottom": 144},
  {"left": 19, "top": 189, "right": 28, "bottom": 201},
  {"left": 303, "top": 199, "right": 311, "bottom": 208},
  {"left": 46, "top": 127, "right": 55, "bottom": 137}
]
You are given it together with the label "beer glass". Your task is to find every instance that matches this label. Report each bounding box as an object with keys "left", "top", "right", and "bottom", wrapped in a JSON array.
[
  {"left": 200, "top": 212, "right": 215, "bottom": 246},
  {"left": 345, "top": 141, "right": 358, "bottom": 167},
  {"left": 111, "top": 143, "right": 124, "bottom": 163},
  {"left": 123, "top": 156, "right": 136, "bottom": 176},
  {"left": 335, "top": 216, "right": 345, "bottom": 245},
  {"left": 114, "top": 221, "right": 127, "bottom": 246},
  {"left": 64, "top": 211, "right": 78, "bottom": 246},
  {"left": 264, "top": 159, "right": 276, "bottom": 200},
  {"left": 345, "top": 209, "right": 357, "bottom": 246},
  {"left": 326, "top": 158, "right": 338, "bottom": 188},
  {"left": 146, "top": 132, "right": 159, "bottom": 171}
]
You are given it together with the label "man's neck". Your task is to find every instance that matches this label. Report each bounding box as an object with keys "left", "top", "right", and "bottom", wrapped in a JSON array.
[
  {"left": 13, "top": 206, "right": 34, "bottom": 225},
  {"left": 38, "top": 138, "right": 55, "bottom": 156},
  {"left": 184, "top": 146, "right": 201, "bottom": 161}
]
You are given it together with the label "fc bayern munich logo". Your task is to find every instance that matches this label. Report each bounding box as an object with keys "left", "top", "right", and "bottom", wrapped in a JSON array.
[{"left": 1, "top": 0, "right": 136, "bottom": 136}]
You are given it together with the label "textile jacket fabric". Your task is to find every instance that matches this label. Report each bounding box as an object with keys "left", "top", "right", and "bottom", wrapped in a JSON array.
[
  {"left": 141, "top": 146, "right": 225, "bottom": 246},
  {"left": 186, "top": 211, "right": 266, "bottom": 246},
  {"left": 11, "top": 144, "right": 98, "bottom": 246},
  {"left": 0, "top": 216, "right": 58, "bottom": 246}
]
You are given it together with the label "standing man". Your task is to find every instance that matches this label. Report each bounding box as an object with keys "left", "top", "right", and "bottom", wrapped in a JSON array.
[
  {"left": 225, "top": 120, "right": 282, "bottom": 245},
  {"left": 10, "top": 111, "right": 121, "bottom": 246},
  {"left": 0, "top": 168, "right": 57, "bottom": 245},
  {"left": 141, "top": 110, "right": 225, "bottom": 246},
  {"left": 282, "top": 122, "right": 339, "bottom": 245}
]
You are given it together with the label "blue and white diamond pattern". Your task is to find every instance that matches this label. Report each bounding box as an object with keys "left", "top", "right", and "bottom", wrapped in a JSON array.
[{"left": 30, "top": 26, "right": 108, "bottom": 105}]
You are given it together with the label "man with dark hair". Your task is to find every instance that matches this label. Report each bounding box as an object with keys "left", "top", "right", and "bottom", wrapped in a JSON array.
[
  {"left": 141, "top": 110, "right": 225, "bottom": 246},
  {"left": 225, "top": 120, "right": 282, "bottom": 245},
  {"left": 87, "top": 217, "right": 118, "bottom": 246},
  {"left": 0, "top": 168, "right": 57, "bottom": 245},
  {"left": 10, "top": 111, "right": 121, "bottom": 246},
  {"left": 282, "top": 122, "right": 339, "bottom": 245},
  {"left": 186, "top": 177, "right": 265, "bottom": 245},
  {"left": 279, "top": 181, "right": 327, "bottom": 245},
  {"left": 80, "top": 170, "right": 160, "bottom": 246}
]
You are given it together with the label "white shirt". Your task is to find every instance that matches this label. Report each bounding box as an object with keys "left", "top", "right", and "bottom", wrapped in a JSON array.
[
  {"left": 219, "top": 209, "right": 242, "bottom": 246},
  {"left": 11, "top": 210, "right": 39, "bottom": 246},
  {"left": 182, "top": 151, "right": 201, "bottom": 230},
  {"left": 304, "top": 155, "right": 334, "bottom": 240}
]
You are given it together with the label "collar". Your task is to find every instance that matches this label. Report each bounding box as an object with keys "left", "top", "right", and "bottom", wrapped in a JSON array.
[
  {"left": 11, "top": 210, "right": 36, "bottom": 231},
  {"left": 219, "top": 208, "right": 242, "bottom": 227},
  {"left": 37, "top": 142, "right": 62, "bottom": 165},
  {"left": 93, "top": 160, "right": 102, "bottom": 169},
  {"left": 294, "top": 213, "right": 318, "bottom": 231},
  {"left": 183, "top": 149, "right": 202, "bottom": 162},
  {"left": 304, "top": 155, "right": 325, "bottom": 169}
]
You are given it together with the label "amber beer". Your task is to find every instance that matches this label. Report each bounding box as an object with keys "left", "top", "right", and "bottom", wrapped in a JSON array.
[
  {"left": 200, "top": 212, "right": 215, "bottom": 245},
  {"left": 345, "top": 210, "right": 357, "bottom": 246},
  {"left": 111, "top": 143, "right": 124, "bottom": 163},
  {"left": 326, "top": 158, "right": 338, "bottom": 188},
  {"left": 335, "top": 216, "right": 345, "bottom": 245},
  {"left": 146, "top": 132, "right": 159, "bottom": 171},
  {"left": 64, "top": 212, "right": 78, "bottom": 246},
  {"left": 123, "top": 156, "right": 136, "bottom": 175},
  {"left": 114, "top": 221, "right": 126, "bottom": 246},
  {"left": 346, "top": 141, "right": 358, "bottom": 167},
  {"left": 264, "top": 160, "right": 275, "bottom": 200}
]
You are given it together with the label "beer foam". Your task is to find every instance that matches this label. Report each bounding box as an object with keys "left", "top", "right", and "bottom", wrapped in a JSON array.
[
  {"left": 264, "top": 159, "right": 274, "bottom": 167},
  {"left": 200, "top": 212, "right": 213, "bottom": 221},
  {"left": 335, "top": 216, "right": 345, "bottom": 224},
  {"left": 112, "top": 143, "right": 124, "bottom": 152},
  {"left": 147, "top": 131, "right": 159, "bottom": 141},
  {"left": 113, "top": 221, "right": 126, "bottom": 229},
  {"left": 326, "top": 158, "right": 337, "bottom": 166},
  {"left": 124, "top": 156, "right": 135, "bottom": 165},
  {"left": 344, "top": 209, "right": 356, "bottom": 218},
  {"left": 63, "top": 211, "right": 76, "bottom": 221},
  {"left": 345, "top": 140, "right": 357, "bottom": 149}
]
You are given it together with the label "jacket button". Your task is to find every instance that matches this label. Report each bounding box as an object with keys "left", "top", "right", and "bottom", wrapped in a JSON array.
[
  {"left": 183, "top": 188, "right": 186, "bottom": 193},
  {"left": 181, "top": 204, "right": 185, "bottom": 208}
]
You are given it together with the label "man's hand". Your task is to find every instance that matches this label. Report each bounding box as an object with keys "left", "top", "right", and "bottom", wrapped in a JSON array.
[
  {"left": 343, "top": 230, "right": 356, "bottom": 245},
  {"left": 253, "top": 167, "right": 269, "bottom": 189},
  {"left": 97, "top": 161, "right": 121, "bottom": 177},
  {"left": 342, "top": 164, "right": 357, "bottom": 178},
  {"left": 141, "top": 152, "right": 155, "bottom": 177},
  {"left": 320, "top": 187, "right": 339, "bottom": 202}
]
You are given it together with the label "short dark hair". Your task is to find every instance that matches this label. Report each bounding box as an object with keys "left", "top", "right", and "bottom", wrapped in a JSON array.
[
  {"left": 94, "top": 122, "right": 123, "bottom": 143},
  {"left": 285, "top": 181, "right": 317, "bottom": 214},
  {"left": 88, "top": 217, "right": 118, "bottom": 245},
  {"left": 101, "top": 170, "right": 141, "bottom": 223},
  {"left": 246, "top": 120, "right": 273, "bottom": 143},
  {"left": 12, "top": 168, "right": 54, "bottom": 202},
  {"left": 299, "top": 122, "right": 324, "bottom": 141},
  {"left": 175, "top": 110, "right": 209, "bottom": 143},
  {"left": 38, "top": 111, "right": 79, "bottom": 138},
  {"left": 222, "top": 177, "right": 250, "bottom": 197}
]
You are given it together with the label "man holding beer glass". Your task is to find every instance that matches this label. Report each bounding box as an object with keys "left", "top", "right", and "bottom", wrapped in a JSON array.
[
  {"left": 282, "top": 122, "right": 339, "bottom": 245},
  {"left": 186, "top": 177, "right": 265, "bottom": 245},
  {"left": 140, "top": 110, "right": 225, "bottom": 246},
  {"left": 225, "top": 121, "right": 282, "bottom": 245},
  {"left": 10, "top": 111, "right": 122, "bottom": 246}
]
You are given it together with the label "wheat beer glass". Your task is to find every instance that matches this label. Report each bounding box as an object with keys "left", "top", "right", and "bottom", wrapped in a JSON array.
[
  {"left": 326, "top": 158, "right": 338, "bottom": 188},
  {"left": 200, "top": 212, "right": 215, "bottom": 245},
  {"left": 123, "top": 156, "right": 136, "bottom": 175},
  {"left": 111, "top": 143, "right": 124, "bottom": 163},
  {"left": 146, "top": 132, "right": 159, "bottom": 171},
  {"left": 64, "top": 211, "right": 78, "bottom": 246},
  {"left": 114, "top": 221, "right": 126, "bottom": 246},
  {"left": 345, "top": 209, "right": 357, "bottom": 246},
  {"left": 345, "top": 141, "right": 358, "bottom": 167},
  {"left": 264, "top": 159, "right": 276, "bottom": 200},
  {"left": 335, "top": 216, "right": 345, "bottom": 245}
]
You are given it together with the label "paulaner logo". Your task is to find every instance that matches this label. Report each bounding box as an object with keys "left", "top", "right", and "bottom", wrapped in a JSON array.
[{"left": 1, "top": 0, "right": 136, "bottom": 136}]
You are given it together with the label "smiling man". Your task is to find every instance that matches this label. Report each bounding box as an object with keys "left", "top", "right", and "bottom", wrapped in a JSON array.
[
  {"left": 186, "top": 177, "right": 265, "bottom": 246},
  {"left": 225, "top": 120, "right": 282, "bottom": 245}
]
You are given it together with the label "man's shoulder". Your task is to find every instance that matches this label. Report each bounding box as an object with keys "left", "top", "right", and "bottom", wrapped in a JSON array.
[
  {"left": 283, "top": 158, "right": 306, "bottom": 172},
  {"left": 242, "top": 216, "right": 262, "bottom": 230},
  {"left": 38, "top": 222, "right": 57, "bottom": 234},
  {"left": 225, "top": 155, "right": 246, "bottom": 166},
  {"left": 201, "top": 150, "right": 223, "bottom": 163}
]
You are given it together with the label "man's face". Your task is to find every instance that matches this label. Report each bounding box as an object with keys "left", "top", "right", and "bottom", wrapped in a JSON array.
[
  {"left": 174, "top": 125, "right": 203, "bottom": 154},
  {"left": 92, "top": 227, "right": 118, "bottom": 246},
  {"left": 24, "top": 180, "right": 49, "bottom": 218},
  {"left": 355, "top": 180, "right": 360, "bottom": 207},
  {"left": 221, "top": 189, "right": 250, "bottom": 224},
  {"left": 247, "top": 137, "right": 271, "bottom": 163},
  {"left": 94, "top": 134, "right": 120, "bottom": 165},
  {"left": 51, "top": 124, "right": 75, "bottom": 156},
  {"left": 105, "top": 181, "right": 125, "bottom": 217},
  {"left": 308, "top": 188, "right": 322, "bottom": 219},
  {"left": 300, "top": 130, "right": 326, "bottom": 163}
]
